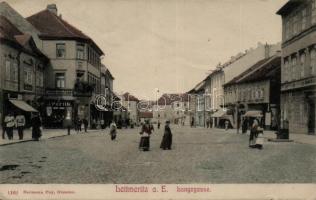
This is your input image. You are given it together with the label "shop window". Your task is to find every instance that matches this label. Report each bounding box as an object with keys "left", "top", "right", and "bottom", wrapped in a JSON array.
[
  {"left": 76, "top": 43, "right": 85, "bottom": 60},
  {"left": 56, "top": 43, "right": 66, "bottom": 58},
  {"left": 55, "top": 73, "right": 65, "bottom": 88},
  {"left": 11, "top": 63, "right": 18, "bottom": 82}
]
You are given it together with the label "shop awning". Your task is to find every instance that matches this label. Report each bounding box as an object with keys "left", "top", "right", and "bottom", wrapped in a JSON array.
[
  {"left": 9, "top": 100, "right": 38, "bottom": 112},
  {"left": 212, "top": 109, "right": 226, "bottom": 118},
  {"left": 243, "top": 110, "right": 263, "bottom": 117}
]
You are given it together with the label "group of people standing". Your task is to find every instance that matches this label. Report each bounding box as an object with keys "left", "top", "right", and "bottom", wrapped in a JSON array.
[
  {"left": 2, "top": 112, "right": 42, "bottom": 141},
  {"left": 106, "top": 119, "right": 173, "bottom": 151},
  {"left": 139, "top": 120, "right": 173, "bottom": 151}
]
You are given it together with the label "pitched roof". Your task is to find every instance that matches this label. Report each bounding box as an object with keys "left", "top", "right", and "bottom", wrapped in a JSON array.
[
  {"left": 26, "top": 9, "right": 104, "bottom": 55},
  {"left": 276, "top": 0, "right": 303, "bottom": 16},
  {"left": 0, "top": 16, "right": 48, "bottom": 61},
  {"left": 0, "top": 16, "right": 23, "bottom": 43},
  {"left": 224, "top": 53, "right": 281, "bottom": 87}
]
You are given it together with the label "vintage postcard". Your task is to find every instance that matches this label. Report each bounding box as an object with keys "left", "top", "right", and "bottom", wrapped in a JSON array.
[{"left": 0, "top": 0, "right": 316, "bottom": 199}]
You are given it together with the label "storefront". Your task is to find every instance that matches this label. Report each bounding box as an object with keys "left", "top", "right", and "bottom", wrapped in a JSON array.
[
  {"left": 1, "top": 91, "right": 39, "bottom": 128},
  {"left": 43, "top": 99, "right": 74, "bottom": 128}
]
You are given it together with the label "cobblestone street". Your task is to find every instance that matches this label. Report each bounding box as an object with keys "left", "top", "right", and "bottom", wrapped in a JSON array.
[{"left": 1, "top": 127, "right": 316, "bottom": 184}]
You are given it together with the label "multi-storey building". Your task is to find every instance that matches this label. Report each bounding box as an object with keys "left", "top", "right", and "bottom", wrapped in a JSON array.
[
  {"left": 223, "top": 52, "right": 281, "bottom": 130},
  {"left": 99, "top": 64, "right": 115, "bottom": 127},
  {"left": 188, "top": 81, "right": 207, "bottom": 127},
  {"left": 208, "top": 67, "right": 225, "bottom": 127},
  {"left": 0, "top": 16, "right": 48, "bottom": 126},
  {"left": 277, "top": 0, "right": 316, "bottom": 134},
  {"left": 153, "top": 93, "right": 189, "bottom": 124},
  {"left": 25, "top": 4, "right": 105, "bottom": 128}
]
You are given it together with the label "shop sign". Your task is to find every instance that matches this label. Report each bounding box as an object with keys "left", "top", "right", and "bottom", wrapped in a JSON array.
[{"left": 46, "top": 100, "right": 72, "bottom": 108}]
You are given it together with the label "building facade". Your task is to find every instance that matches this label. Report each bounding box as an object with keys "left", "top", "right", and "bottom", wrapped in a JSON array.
[
  {"left": 26, "top": 4, "right": 105, "bottom": 128},
  {"left": 0, "top": 16, "right": 48, "bottom": 127},
  {"left": 224, "top": 53, "right": 281, "bottom": 130},
  {"left": 277, "top": 0, "right": 316, "bottom": 134}
]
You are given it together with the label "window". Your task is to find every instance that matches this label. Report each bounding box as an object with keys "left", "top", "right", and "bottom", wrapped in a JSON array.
[
  {"left": 24, "top": 68, "right": 32, "bottom": 85},
  {"left": 76, "top": 43, "right": 85, "bottom": 59},
  {"left": 5, "top": 60, "right": 10, "bottom": 80},
  {"left": 283, "top": 59, "right": 289, "bottom": 82},
  {"left": 312, "top": 0, "right": 316, "bottom": 24},
  {"left": 36, "top": 71, "right": 44, "bottom": 87},
  {"left": 311, "top": 48, "right": 316, "bottom": 75},
  {"left": 285, "top": 20, "right": 290, "bottom": 40},
  {"left": 9, "top": 62, "right": 18, "bottom": 82},
  {"left": 55, "top": 73, "right": 65, "bottom": 88},
  {"left": 293, "top": 14, "right": 299, "bottom": 35},
  {"left": 56, "top": 43, "right": 66, "bottom": 58},
  {"left": 291, "top": 56, "right": 297, "bottom": 81},
  {"left": 302, "top": 9, "right": 307, "bottom": 30},
  {"left": 300, "top": 53, "right": 306, "bottom": 78}
]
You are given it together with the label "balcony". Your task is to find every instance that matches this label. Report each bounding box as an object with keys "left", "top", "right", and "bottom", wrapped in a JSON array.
[
  {"left": 45, "top": 88, "right": 73, "bottom": 96},
  {"left": 281, "top": 76, "right": 316, "bottom": 91}
]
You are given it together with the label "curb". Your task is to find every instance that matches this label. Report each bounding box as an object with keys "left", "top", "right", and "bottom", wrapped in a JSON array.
[
  {"left": 0, "top": 129, "right": 103, "bottom": 147},
  {"left": 0, "top": 134, "right": 69, "bottom": 147}
]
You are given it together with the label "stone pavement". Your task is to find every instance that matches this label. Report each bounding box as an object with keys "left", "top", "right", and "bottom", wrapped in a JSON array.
[{"left": 0, "top": 128, "right": 99, "bottom": 146}]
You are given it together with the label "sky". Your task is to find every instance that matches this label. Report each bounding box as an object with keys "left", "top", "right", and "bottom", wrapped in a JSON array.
[{"left": 6, "top": 0, "right": 287, "bottom": 100}]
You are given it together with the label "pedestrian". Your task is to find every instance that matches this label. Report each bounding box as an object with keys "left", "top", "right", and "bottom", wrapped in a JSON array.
[
  {"left": 191, "top": 117, "right": 195, "bottom": 128},
  {"left": 206, "top": 118, "right": 210, "bottom": 128},
  {"left": 78, "top": 118, "right": 82, "bottom": 132},
  {"left": 139, "top": 120, "right": 153, "bottom": 151},
  {"left": 109, "top": 120, "right": 117, "bottom": 140},
  {"left": 16, "top": 112, "right": 26, "bottom": 140},
  {"left": 83, "top": 118, "right": 88, "bottom": 133},
  {"left": 225, "top": 120, "right": 229, "bottom": 131},
  {"left": 160, "top": 120, "right": 172, "bottom": 150},
  {"left": 157, "top": 120, "right": 161, "bottom": 129},
  {"left": 249, "top": 119, "right": 259, "bottom": 148},
  {"left": 31, "top": 113, "right": 42, "bottom": 141},
  {"left": 63, "top": 116, "right": 72, "bottom": 135},
  {"left": 1, "top": 116, "right": 6, "bottom": 139},
  {"left": 242, "top": 118, "right": 248, "bottom": 134},
  {"left": 4, "top": 112, "right": 15, "bottom": 140}
]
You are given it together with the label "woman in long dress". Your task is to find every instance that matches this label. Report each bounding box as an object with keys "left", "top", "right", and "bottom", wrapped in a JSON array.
[
  {"left": 160, "top": 121, "right": 172, "bottom": 150},
  {"left": 109, "top": 121, "right": 117, "bottom": 140},
  {"left": 249, "top": 119, "right": 258, "bottom": 148},
  {"left": 31, "top": 113, "right": 42, "bottom": 141},
  {"left": 139, "top": 120, "right": 153, "bottom": 151}
]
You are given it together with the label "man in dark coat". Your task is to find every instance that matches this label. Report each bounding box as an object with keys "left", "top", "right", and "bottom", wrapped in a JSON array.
[
  {"left": 31, "top": 113, "right": 42, "bottom": 141},
  {"left": 82, "top": 118, "right": 88, "bottom": 133},
  {"left": 160, "top": 121, "right": 172, "bottom": 150}
]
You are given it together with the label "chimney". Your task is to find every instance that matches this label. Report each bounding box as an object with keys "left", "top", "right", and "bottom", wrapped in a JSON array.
[{"left": 47, "top": 4, "right": 57, "bottom": 15}]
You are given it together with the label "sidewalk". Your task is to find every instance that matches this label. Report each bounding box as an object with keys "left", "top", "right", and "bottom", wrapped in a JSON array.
[
  {"left": 210, "top": 127, "right": 316, "bottom": 145},
  {"left": 0, "top": 128, "right": 100, "bottom": 146}
]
